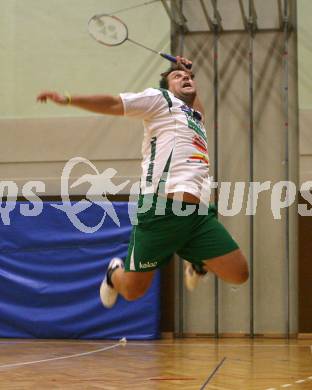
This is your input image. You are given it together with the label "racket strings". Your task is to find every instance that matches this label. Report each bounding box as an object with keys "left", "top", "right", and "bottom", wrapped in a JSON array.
[
  {"left": 88, "top": 12, "right": 178, "bottom": 66},
  {"left": 89, "top": 16, "right": 128, "bottom": 46}
]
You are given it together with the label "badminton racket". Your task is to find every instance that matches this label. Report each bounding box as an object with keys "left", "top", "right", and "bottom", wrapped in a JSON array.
[{"left": 87, "top": 14, "right": 192, "bottom": 69}]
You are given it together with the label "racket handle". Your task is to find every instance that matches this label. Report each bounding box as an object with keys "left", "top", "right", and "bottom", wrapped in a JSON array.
[{"left": 159, "top": 52, "right": 192, "bottom": 69}]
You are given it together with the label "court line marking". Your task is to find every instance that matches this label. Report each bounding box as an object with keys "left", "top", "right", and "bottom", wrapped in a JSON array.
[
  {"left": 199, "top": 356, "right": 227, "bottom": 390},
  {"left": 265, "top": 374, "right": 312, "bottom": 390},
  {"left": 0, "top": 342, "right": 122, "bottom": 370}
]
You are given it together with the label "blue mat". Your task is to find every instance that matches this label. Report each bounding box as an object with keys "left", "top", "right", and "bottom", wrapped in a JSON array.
[{"left": 0, "top": 202, "right": 160, "bottom": 339}]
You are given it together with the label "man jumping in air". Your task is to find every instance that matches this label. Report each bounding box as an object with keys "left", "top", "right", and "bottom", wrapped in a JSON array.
[{"left": 37, "top": 57, "right": 249, "bottom": 308}]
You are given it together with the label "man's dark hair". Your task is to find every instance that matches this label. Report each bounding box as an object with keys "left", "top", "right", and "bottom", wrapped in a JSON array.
[{"left": 159, "top": 63, "right": 194, "bottom": 90}]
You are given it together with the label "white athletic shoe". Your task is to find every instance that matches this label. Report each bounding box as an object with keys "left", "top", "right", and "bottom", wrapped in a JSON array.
[
  {"left": 100, "top": 258, "right": 124, "bottom": 308},
  {"left": 184, "top": 262, "right": 207, "bottom": 291}
]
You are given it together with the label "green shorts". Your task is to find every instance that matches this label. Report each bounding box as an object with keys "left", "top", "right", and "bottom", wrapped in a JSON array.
[{"left": 125, "top": 194, "right": 239, "bottom": 272}]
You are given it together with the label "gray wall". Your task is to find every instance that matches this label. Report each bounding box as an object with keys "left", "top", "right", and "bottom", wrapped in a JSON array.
[{"left": 181, "top": 28, "right": 298, "bottom": 335}]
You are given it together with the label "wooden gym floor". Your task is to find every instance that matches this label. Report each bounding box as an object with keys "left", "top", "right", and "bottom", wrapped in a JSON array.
[{"left": 0, "top": 338, "right": 311, "bottom": 389}]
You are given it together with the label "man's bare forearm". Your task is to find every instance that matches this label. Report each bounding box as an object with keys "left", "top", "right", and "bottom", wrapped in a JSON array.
[
  {"left": 37, "top": 91, "right": 124, "bottom": 116},
  {"left": 69, "top": 95, "right": 124, "bottom": 115}
]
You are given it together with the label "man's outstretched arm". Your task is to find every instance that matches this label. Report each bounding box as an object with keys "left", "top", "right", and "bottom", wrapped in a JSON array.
[{"left": 36, "top": 92, "right": 124, "bottom": 116}]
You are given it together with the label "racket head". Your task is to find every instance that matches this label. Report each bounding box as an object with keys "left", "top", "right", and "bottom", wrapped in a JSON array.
[{"left": 88, "top": 14, "right": 128, "bottom": 46}]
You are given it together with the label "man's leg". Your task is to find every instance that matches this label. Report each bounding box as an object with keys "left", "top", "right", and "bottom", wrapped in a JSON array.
[
  {"left": 111, "top": 268, "right": 155, "bottom": 301},
  {"left": 181, "top": 204, "right": 249, "bottom": 290},
  {"left": 100, "top": 258, "right": 156, "bottom": 308},
  {"left": 203, "top": 248, "right": 249, "bottom": 284}
]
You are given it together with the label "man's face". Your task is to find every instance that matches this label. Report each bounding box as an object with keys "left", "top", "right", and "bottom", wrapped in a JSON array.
[{"left": 167, "top": 70, "right": 196, "bottom": 102}]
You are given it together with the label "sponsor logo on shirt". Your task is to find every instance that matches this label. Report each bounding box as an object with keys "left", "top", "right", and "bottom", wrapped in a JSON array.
[
  {"left": 187, "top": 153, "right": 209, "bottom": 165},
  {"left": 193, "top": 135, "right": 208, "bottom": 154},
  {"left": 180, "top": 104, "right": 202, "bottom": 121}
]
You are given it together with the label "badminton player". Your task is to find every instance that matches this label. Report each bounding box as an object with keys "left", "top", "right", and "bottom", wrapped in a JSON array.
[{"left": 37, "top": 57, "right": 249, "bottom": 308}]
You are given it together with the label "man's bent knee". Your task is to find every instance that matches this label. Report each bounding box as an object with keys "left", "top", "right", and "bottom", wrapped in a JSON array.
[
  {"left": 121, "top": 272, "right": 154, "bottom": 301},
  {"left": 122, "top": 285, "right": 148, "bottom": 301},
  {"left": 235, "top": 253, "right": 249, "bottom": 284},
  {"left": 203, "top": 249, "right": 249, "bottom": 285},
  {"left": 232, "top": 265, "right": 249, "bottom": 284}
]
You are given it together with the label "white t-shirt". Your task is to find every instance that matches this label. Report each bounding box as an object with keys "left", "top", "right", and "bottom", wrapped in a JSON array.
[{"left": 120, "top": 88, "right": 211, "bottom": 203}]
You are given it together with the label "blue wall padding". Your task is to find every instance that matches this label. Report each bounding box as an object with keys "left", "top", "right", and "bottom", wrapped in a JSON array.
[{"left": 0, "top": 202, "right": 160, "bottom": 339}]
